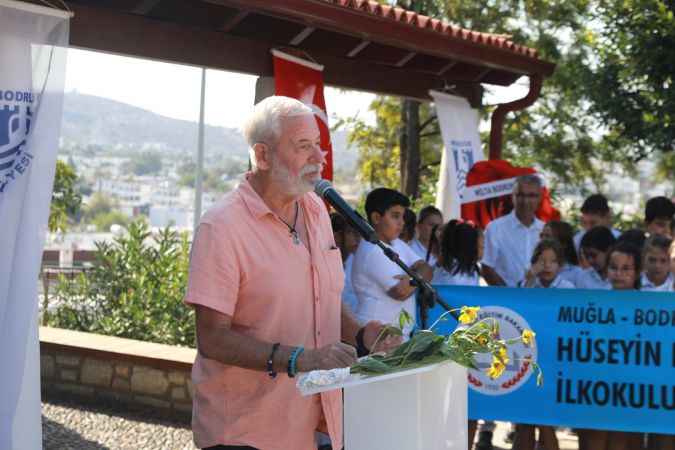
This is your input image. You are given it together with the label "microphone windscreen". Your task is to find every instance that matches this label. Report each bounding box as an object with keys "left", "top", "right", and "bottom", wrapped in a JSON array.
[{"left": 313, "top": 179, "right": 332, "bottom": 197}]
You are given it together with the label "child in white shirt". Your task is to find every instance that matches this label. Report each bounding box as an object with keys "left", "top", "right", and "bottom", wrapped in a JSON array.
[
  {"left": 352, "top": 188, "right": 432, "bottom": 337},
  {"left": 575, "top": 226, "right": 616, "bottom": 290},
  {"left": 539, "top": 221, "right": 583, "bottom": 286},
  {"left": 432, "top": 219, "right": 482, "bottom": 287},
  {"left": 579, "top": 241, "right": 644, "bottom": 449},
  {"left": 519, "top": 239, "right": 574, "bottom": 289},
  {"left": 641, "top": 235, "right": 674, "bottom": 292}
]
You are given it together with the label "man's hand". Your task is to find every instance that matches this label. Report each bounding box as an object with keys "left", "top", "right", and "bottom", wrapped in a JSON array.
[
  {"left": 296, "top": 342, "right": 358, "bottom": 372},
  {"left": 411, "top": 260, "right": 433, "bottom": 282},
  {"left": 362, "top": 320, "right": 403, "bottom": 354},
  {"left": 388, "top": 274, "right": 417, "bottom": 300}
]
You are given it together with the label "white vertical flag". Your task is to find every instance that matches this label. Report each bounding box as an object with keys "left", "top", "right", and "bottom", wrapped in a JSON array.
[
  {"left": 430, "top": 90, "right": 484, "bottom": 219},
  {"left": 0, "top": 1, "right": 70, "bottom": 448}
]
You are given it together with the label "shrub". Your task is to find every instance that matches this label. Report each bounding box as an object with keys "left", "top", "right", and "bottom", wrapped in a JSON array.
[{"left": 47, "top": 220, "right": 195, "bottom": 347}]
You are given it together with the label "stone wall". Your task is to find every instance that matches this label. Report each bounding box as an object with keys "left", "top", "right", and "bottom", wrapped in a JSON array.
[{"left": 40, "top": 327, "right": 195, "bottom": 417}]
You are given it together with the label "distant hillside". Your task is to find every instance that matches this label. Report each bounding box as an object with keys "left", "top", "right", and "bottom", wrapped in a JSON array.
[{"left": 61, "top": 92, "right": 357, "bottom": 168}]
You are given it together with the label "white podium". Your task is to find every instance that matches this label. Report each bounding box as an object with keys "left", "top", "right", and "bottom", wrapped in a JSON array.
[{"left": 301, "top": 362, "right": 467, "bottom": 450}]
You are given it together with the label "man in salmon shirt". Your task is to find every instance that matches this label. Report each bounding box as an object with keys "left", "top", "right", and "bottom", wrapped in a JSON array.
[{"left": 184, "top": 96, "right": 399, "bottom": 450}]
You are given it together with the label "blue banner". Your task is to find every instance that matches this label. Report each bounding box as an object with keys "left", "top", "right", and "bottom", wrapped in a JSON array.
[{"left": 426, "top": 285, "right": 675, "bottom": 434}]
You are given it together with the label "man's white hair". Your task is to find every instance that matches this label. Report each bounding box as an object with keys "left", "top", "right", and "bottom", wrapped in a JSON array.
[
  {"left": 514, "top": 174, "right": 543, "bottom": 191},
  {"left": 242, "top": 96, "right": 313, "bottom": 169}
]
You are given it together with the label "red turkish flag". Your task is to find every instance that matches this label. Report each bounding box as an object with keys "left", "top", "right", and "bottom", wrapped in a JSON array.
[
  {"left": 461, "top": 159, "right": 560, "bottom": 229},
  {"left": 272, "top": 50, "right": 333, "bottom": 181}
]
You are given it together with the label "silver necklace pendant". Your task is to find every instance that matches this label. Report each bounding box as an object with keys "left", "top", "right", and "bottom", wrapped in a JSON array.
[{"left": 291, "top": 230, "right": 300, "bottom": 245}]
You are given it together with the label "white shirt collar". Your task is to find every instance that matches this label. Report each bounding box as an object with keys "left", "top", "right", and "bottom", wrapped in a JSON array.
[
  {"left": 507, "top": 210, "right": 543, "bottom": 230},
  {"left": 641, "top": 272, "right": 673, "bottom": 289},
  {"left": 531, "top": 274, "right": 565, "bottom": 288}
]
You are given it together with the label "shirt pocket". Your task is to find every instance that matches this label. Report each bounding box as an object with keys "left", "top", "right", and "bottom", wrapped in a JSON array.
[{"left": 323, "top": 248, "right": 345, "bottom": 295}]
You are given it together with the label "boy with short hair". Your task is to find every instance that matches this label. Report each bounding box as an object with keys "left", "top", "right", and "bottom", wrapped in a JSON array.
[
  {"left": 644, "top": 196, "right": 675, "bottom": 238},
  {"left": 573, "top": 194, "right": 621, "bottom": 253},
  {"left": 351, "top": 188, "right": 432, "bottom": 337},
  {"left": 641, "top": 235, "right": 674, "bottom": 292},
  {"left": 575, "top": 226, "right": 617, "bottom": 289}
]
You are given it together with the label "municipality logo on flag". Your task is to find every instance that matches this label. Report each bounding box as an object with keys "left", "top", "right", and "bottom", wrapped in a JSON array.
[{"left": 0, "top": 89, "right": 35, "bottom": 193}]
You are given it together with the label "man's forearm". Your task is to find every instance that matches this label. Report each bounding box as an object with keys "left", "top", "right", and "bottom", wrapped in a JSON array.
[
  {"left": 340, "top": 302, "right": 362, "bottom": 346},
  {"left": 196, "top": 306, "right": 295, "bottom": 373},
  {"left": 198, "top": 323, "right": 295, "bottom": 373}
]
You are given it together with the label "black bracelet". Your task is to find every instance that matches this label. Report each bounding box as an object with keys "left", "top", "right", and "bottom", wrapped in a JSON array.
[
  {"left": 267, "top": 343, "right": 280, "bottom": 379},
  {"left": 355, "top": 327, "right": 369, "bottom": 357}
]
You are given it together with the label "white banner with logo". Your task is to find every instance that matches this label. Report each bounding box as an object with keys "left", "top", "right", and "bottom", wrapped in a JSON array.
[
  {"left": 0, "top": 1, "right": 70, "bottom": 448},
  {"left": 430, "top": 90, "right": 484, "bottom": 219}
]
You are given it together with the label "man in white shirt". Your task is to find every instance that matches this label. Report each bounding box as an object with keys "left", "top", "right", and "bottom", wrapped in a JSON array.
[
  {"left": 352, "top": 188, "right": 432, "bottom": 337},
  {"left": 408, "top": 205, "right": 443, "bottom": 265},
  {"left": 481, "top": 175, "right": 545, "bottom": 287}
]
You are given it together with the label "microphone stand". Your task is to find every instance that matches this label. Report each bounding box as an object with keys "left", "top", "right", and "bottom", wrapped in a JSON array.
[
  {"left": 313, "top": 179, "right": 458, "bottom": 328},
  {"left": 374, "top": 241, "right": 459, "bottom": 328}
]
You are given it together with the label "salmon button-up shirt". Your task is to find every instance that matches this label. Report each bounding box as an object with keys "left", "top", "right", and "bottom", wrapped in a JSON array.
[{"left": 184, "top": 176, "right": 344, "bottom": 450}]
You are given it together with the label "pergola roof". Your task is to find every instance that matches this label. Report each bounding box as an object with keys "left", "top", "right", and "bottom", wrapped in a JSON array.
[{"left": 54, "top": 0, "right": 555, "bottom": 102}]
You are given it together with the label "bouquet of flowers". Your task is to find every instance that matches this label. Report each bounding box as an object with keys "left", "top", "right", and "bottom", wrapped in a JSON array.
[{"left": 350, "top": 307, "right": 541, "bottom": 385}]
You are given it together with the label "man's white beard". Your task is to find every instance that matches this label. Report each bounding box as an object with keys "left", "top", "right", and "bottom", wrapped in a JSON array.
[{"left": 270, "top": 156, "right": 322, "bottom": 196}]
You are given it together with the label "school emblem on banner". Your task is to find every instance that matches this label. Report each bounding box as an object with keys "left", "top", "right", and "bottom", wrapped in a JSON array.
[
  {"left": 451, "top": 139, "right": 476, "bottom": 194},
  {"left": 467, "top": 306, "right": 538, "bottom": 396},
  {"left": 0, "top": 91, "right": 35, "bottom": 193}
]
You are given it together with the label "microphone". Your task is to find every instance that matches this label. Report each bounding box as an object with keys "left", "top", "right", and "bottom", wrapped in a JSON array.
[{"left": 314, "top": 179, "right": 378, "bottom": 243}]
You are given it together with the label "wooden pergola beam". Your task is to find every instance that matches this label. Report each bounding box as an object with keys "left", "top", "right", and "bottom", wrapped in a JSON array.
[
  {"left": 202, "top": 0, "right": 555, "bottom": 77},
  {"left": 68, "top": 3, "right": 483, "bottom": 104}
]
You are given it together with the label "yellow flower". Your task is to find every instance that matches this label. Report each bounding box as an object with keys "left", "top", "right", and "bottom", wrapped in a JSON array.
[
  {"left": 496, "top": 346, "right": 510, "bottom": 364},
  {"left": 522, "top": 329, "right": 536, "bottom": 347},
  {"left": 476, "top": 335, "right": 488, "bottom": 346},
  {"left": 458, "top": 306, "right": 480, "bottom": 324},
  {"left": 486, "top": 358, "right": 506, "bottom": 379}
]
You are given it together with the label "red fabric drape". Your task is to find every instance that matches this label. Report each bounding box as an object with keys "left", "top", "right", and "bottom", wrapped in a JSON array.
[
  {"left": 461, "top": 160, "right": 560, "bottom": 229},
  {"left": 273, "top": 51, "right": 333, "bottom": 181}
]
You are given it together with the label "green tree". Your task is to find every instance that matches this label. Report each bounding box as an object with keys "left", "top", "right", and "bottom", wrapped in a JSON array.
[
  {"left": 124, "top": 151, "right": 163, "bottom": 175},
  {"left": 177, "top": 159, "right": 239, "bottom": 192},
  {"left": 91, "top": 210, "right": 131, "bottom": 232},
  {"left": 177, "top": 161, "right": 197, "bottom": 188},
  {"left": 82, "top": 192, "right": 115, "bottom": 221},
  {"left": 655, "top": 152, "right": 675, "bottom": 194},
  {"left": 582, "top": 0, "right": 674, "bottom": 159},
  {"left": 340, "top": 96, "right": 441, "bottom": 206},
  {"left": 348, "top": 0, "right": 674, "bottom": 197},
  {"left": 49, "top": 160, "right": 82, "bottom": 233}
]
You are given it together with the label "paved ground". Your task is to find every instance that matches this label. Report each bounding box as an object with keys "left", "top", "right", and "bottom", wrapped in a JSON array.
[
  {"left": 42, "top": 397, "right": 197, "bottom": 450},
  {"left": 490, "top": 422, "right": 579, "bottom": 450},
  {"left": 42, "top": 396, "right": 579, "bottom": 450}
]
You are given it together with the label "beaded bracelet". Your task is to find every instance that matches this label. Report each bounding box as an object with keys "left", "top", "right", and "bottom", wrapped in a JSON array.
[
  {"left": 267, "top": 343, "right": 280, "bottom": 379},
  {"left": 287, "top": 346, "right": 304, "bottom": 378}
]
